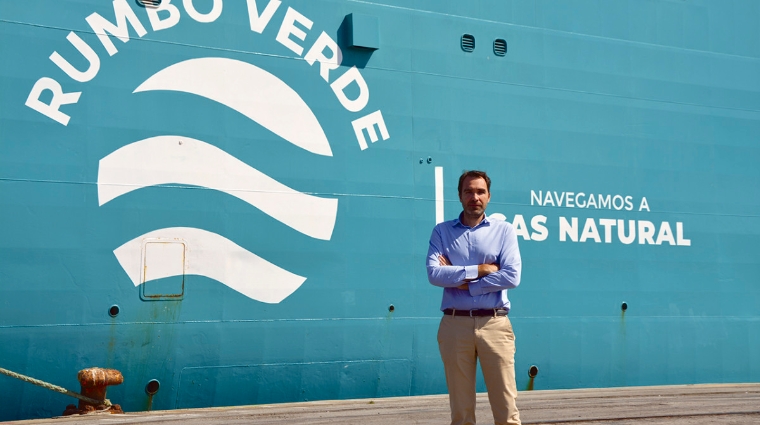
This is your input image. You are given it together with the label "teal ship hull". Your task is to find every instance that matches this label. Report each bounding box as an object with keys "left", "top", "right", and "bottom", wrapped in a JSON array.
[{"left": 1, "top": 0, "right": 758, "bottom": 420}]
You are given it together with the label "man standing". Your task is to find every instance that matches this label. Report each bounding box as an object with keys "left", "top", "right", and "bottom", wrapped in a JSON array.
[{"left": 426, "top": 170, "right": 522, "bottom": 425}]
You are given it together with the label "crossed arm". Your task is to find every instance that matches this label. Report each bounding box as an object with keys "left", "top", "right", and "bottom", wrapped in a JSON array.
[
  {"left": 437, "top": 255, "right": 498, "bottom": 290},
  {"left": 426, "top": 225, "right": 522, "bottom": 294}
]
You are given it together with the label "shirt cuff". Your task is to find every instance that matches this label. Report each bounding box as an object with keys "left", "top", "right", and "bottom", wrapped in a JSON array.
[{"left": 464, "top": 265, "right": 478, "bottom": 281}]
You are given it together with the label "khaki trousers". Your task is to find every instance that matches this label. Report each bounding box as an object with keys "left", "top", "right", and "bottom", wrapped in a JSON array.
[{"left": 437, "top": 314, "right": 520, "bottom": 425}]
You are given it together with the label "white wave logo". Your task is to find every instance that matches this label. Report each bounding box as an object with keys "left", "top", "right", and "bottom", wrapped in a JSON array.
[
  {"left": 134, "top": 57, "right": 332, "bottom": 156},
  {"left": 98, "top": 136, "right": 337, "bottom": 240},
  {"left": 98, "top": 57, "right": 337, "bottom": 303},
  {"left": 113, "top": 228, "right": 306, "bottom": 304}
]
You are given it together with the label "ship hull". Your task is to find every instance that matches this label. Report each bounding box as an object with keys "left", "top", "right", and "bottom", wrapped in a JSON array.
[{"left": 1, "top": 0, "right": 758, "bottom": 420}]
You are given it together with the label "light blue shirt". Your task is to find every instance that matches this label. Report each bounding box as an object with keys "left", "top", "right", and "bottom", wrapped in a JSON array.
[{"left": 426, "top": 214, "right": 522, "bottom": 311}]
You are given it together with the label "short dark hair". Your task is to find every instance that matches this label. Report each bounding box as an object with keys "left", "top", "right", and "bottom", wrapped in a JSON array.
[{"left": 458, "top": 170, "right": 491, "bottom": 196}]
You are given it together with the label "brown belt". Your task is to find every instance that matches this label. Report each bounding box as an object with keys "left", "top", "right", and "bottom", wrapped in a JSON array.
[{"left": 443, "top": 308, "right": 508, "bottom": 317}]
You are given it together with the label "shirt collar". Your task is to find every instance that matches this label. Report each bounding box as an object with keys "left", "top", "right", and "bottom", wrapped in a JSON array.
[{"left": 454, "top": 212, "right": 491, "bottom": 229}]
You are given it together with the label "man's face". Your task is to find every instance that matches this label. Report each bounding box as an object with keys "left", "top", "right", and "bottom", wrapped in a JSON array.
[{"left": 459, "top": 176, "right": 490, "bottom": 218}]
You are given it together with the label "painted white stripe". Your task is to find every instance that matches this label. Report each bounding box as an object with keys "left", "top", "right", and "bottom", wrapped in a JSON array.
[
  {"left": 114, "top": 227, "right": 306, "bottom": 304},
  {"left": 98, "top": 136, "right": 337, "bottom": 240},
  {"left": 134, "top": 57, "right": 332, "bottom": 156},
  {"left": 435, "top": 166, "right": 444, "bottom": 224}
]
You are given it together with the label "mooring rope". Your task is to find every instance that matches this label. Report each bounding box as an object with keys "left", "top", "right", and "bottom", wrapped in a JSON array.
[{"left": 0, "top": 367, "right": 111, "bottom": 407}]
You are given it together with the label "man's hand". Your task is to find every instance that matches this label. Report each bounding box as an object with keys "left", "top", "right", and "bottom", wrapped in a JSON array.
[
  {"left": 464, "top": 264, "right": 498, "bottom": 289},
  {"left": 477, "top": 263, "right": 499, "bottom": 277}
]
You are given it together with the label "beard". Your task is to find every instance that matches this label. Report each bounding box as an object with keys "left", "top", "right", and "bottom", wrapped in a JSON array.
[{"left": 463, "top": 204, "right": 485, "bottom": 217}]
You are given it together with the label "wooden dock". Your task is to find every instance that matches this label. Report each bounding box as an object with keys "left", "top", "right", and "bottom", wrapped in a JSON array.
[{"left": 9, "top": 384, "right": 760, "bottom": 424}]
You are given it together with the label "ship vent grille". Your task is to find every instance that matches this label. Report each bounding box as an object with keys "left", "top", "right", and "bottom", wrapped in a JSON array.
[
  {"left": 137, "top": 0, "right": 162, "bottom": 7},
  {"left": 461, "top": 34, "right": 475, "bottom": 52},
  {"left": 493, "top": 39, "right": 507, "bottom": 56}
]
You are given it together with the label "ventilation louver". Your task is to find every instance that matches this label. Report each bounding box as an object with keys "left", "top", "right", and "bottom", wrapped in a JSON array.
[
  {"left": 461, "top": 34, "right": 475, "bottom": 52},
  {"left": 137, "top": 0, "right": 162, "bottom": 7},
  {"left": 493, "top": 39, "right": 507, "bottom": 56}
]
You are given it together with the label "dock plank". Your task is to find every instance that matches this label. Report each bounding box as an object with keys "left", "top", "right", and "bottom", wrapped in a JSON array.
[{"left": 9, "top": 384, "right": 760, "bottom": 424}]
